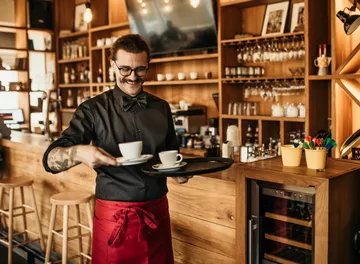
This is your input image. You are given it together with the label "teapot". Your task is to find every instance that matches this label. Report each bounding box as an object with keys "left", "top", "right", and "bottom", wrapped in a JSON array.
[
  {"left": 272, "top": 103, "right": 284, "bottom": 117},
  {"left": 298, "top": 103, "right": 306, "bottom": 118},
  {"left": 286, "top": 103, "right": 299, "bottom": 117},
  {"left": 314, "top": 55, "right": 332, "bottom": 75}
]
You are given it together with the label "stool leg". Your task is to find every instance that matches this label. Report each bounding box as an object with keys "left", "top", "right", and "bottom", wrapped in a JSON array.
[
  {"left": 8, "top": 188, "right": 14, "bottom": 264},
  {"left": 85, "top": 202, "right": 93, "bottom": 235},
  {"left": 20, "top": 187, "right": 28, "bottom": 241},
  {"left": 29, "top": 185, "right": 45, "bottom": 251},
  {"left": 75, "top": 205, "right": 84, "bottom": 264},
  {"left": 45, "top": 203, "right": 57, "bottom": 264},
  {"left": 0, "top": 187, "right": 4, "bottom": 231},
  {"left": 62, "top": 205, "right": 69, "bottom": 264}
]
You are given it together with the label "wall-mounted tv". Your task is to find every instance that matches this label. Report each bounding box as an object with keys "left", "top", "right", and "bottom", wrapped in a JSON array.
[{"left": 125, "top": 0, "right": 218, "bottom": 56}]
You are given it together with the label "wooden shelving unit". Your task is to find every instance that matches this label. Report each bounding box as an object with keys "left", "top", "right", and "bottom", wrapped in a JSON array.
[
  {"left": 221, "top": 32, "right": 304, "bottom": 45},
  {"left": 265, "top": 233, "right": 312, "bottom": 251},
  {"left": 222, "top": 115, "right": 305, "bottom": 122},
  {"left": 89, "top": 22, "right": 129, "bottom": 33},
  {"left": 59, "top": 83, "right": 90, "bottom": 88},
  {"left": 150, "top": 53, "right": 218, "bottom": 64},
  {"left": 58, "top": 30, "right": 89, "bottom": 39},
  {"left": 265, "top": 212, "right": 312, "bottom": 227},
  {"left": 144, "top": 79, "right": 219, "bottom": 86},
  {"left": 222, "top": 76, "right": 304, "bottom": 82},
  {"left": 58, "top": 57, "right": 90, "bottom": 64},
  {"left": 263, "top": 253, "right": 298, "bottom": 264}
]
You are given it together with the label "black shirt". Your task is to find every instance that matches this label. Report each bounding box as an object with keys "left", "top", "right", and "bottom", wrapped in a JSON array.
[{"left": 42, "top": 85, "right": 178, "bottom": 202}]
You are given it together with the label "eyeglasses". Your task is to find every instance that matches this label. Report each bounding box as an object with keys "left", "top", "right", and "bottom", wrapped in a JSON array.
[{"left": 114, "top": 62, "right": 148, "bottom": 77}]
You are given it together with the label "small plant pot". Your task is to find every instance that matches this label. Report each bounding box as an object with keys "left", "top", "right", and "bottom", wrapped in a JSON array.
[
  {"left": 280, "top": 145, "right": 303, "bottom": 167},
  {"left": 305, "top": 149, "right": 328, "bottom": 170}
]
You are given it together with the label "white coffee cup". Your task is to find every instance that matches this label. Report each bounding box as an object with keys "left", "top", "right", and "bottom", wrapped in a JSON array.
[
  {"left": 96, "top": 38, "right": 105, "bottom": 47},
  {"left": 157, "top": 74, "right": 165, "bottom": 81},
  {"left": 159, "top": 150, "right": 183, "bottom": 167},
  {"left": 165, "top": 73, "right": 174, "bottom": 81},
  {"left": 178, "top": 72, "right": 186, "bottom": 80},
  {"left": 190, "top": 72, "right": 198, "bottom": 80},
  {"left": 118, "top": 141, "right": 142, "bottom": 159}
]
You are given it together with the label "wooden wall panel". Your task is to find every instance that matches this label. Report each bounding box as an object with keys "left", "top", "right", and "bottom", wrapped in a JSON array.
[{"left": 108, "top": 0, "right": 129, "bottom": 25}]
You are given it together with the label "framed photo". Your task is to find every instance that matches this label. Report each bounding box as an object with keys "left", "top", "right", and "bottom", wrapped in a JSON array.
[
  {"left": 261, "top": 1, "right": 290, "bottom": 36},
  {"left": 290, "top": 2, "right": 305, "bottom": 32},
  {"left": 74, "top": 3, "right": 88, "bottom": 32}
]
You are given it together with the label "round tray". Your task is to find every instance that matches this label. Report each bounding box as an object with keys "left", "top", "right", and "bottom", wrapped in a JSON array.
[{"left": 142, "top": 157, "right": 234, "bottom": 177}]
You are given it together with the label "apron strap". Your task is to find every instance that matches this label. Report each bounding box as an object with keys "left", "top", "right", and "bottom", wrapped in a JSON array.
[{"left": 108, "top": 207, "right": 159, "bottom": 248}]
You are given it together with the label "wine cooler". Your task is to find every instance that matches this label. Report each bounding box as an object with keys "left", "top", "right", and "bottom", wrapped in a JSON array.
[{"left": 248, "top": 180, "right": 315, "bottom": 264}]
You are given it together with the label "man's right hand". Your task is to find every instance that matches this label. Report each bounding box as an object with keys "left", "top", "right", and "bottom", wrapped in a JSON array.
[{"left": 75, "top": 145, "right": 120, "bottom": 168}]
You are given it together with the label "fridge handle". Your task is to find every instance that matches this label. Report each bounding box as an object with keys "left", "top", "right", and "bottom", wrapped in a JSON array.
[{"left": 248, "top": 218, "right": 253, "bottom": 264}]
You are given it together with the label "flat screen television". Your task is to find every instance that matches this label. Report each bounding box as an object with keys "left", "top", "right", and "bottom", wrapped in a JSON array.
[{"left": 125, "top": 0, "right": 218, "bottom": 56}]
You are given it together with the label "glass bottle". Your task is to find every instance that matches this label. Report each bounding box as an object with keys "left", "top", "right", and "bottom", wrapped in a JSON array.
[
  {"left": 97, "top": 64, "right": 103, "bottom": 83},
  {"left": 79, "top": 64, "right": 85, "bottom": 82},
  {"left": 109, "top": 66, "right": 115, "bottom": 82},
  {"left": 64, "top": 66, "right": 70, "bottom": 84},
  {"left": 66, "top": 90, "right": 74, "bottom": 108},
  {"left": 70, "top": 68, "right": 76, "bottom": 83}
]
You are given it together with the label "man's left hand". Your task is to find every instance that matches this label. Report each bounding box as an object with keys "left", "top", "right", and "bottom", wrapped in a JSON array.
[{"left": 173, "top": 176, "right": 193, "bottom": 184}]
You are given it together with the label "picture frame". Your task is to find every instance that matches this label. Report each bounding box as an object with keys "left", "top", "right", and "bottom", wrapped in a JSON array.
[
  {"left": 74, "top": 3, "right": 88, "bottom": 32},
  {"left": 290, "top": 2, "right": 305, "bottom": 32},
  {"left": 261, "top": 1, "right": 290, "bottom": 36}
]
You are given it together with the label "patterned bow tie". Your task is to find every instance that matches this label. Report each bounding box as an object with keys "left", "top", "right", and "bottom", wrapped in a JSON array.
[{"left": 122, "top": 94, "right": 147, "bottom": 111}]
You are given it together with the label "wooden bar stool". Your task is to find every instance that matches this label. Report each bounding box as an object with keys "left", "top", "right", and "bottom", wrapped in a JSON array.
[
  {"left": 45, "top": 192, "right": 93, "bottom": 264},
  {"left": 0, "top": 176, "right": 45, "bottom": 264}
]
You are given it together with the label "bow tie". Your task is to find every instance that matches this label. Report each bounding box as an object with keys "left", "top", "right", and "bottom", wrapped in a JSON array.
[{"left": 122, "top": 94, "right": 147, "bottom": 111}]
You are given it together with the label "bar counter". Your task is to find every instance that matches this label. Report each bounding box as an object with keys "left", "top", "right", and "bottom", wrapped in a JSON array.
[{"left": 1, "top": 132, "right": 360, "bottom": 264}]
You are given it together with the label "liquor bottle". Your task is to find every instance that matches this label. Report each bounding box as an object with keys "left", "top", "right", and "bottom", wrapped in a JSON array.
[
  {"left": 66, "top": 90, "right": 74, "bottom": 108},
  {"left": 64, "top": 67, "right": 70, "bottom": 84},
  {"left": 84, "top": 65, "right": 90, "bottom": 82},
  {"left": 78, "top": 42, "right": 84, "bottom": 58},
  {"left": 97, "top": 65, "right": 103, "bottom": 83},
  {"left": 109, "top": 66, "right": 115, "bottom": 82},
  {"left": 70, "top": 68, "right": 76, "bottom": 83},
  {"left": 77, "top": 90, "right": 83, "bottom": 106},
  {"left": 79, "top": 64, "right": 85, "bottom": 82}
]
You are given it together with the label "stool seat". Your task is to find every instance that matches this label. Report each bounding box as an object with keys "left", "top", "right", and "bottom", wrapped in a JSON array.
[
  {"left": 0, "top": 177, "right": 34, "bottom": 188},
  {"left": 50, "top": 192, "right": 93, "bottom": 205}
]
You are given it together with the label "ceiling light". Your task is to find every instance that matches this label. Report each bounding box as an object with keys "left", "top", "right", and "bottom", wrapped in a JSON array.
[
  {"left": 83, "top": 2, "right": 93, "bottom": 23},
  {"left": 336, "top": 0, "right": 360, "bottom": 35},
  {"left": 190, "top": 0, "right": 200, "bottom": 8},
  {"left": 141, "top": 2, "right": 146, "bottom": 7}
]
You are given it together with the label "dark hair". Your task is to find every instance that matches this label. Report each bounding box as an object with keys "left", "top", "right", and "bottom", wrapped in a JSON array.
[{"left": 110, "top": 34, "right": 151, "bottom": 62}]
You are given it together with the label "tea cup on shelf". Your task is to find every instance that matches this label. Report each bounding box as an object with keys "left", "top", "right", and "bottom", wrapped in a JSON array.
[
  {"left": 105, "top": 38, "right": 112, "bottom": 46},
  {"left": 286, "top": 103, "right": 299, "bottom": 117},
  {"left": 165, "top": 73, "right": 174, "bottom": 81},
  {"left": 178, "top": 72, "right": 186, "bottom": 80},
  {"left": 190, "top": 72, "right": 198, "bottom": 80},
  {"left": 298, "top": 103, "right": 306, "bottom": 118},
  {"left": 272, "top": 103, "right": 284, "bottom": 117},
  {"left": 96, "top": 38, "right": 105, "bottom": 47},
  {"left": 157, "top": 74, "right": 165, "bottom": 81}
]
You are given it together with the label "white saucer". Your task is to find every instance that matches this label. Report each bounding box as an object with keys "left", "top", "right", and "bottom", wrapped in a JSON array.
[
  {"left": 116, "top": 154, "right": 153, "bottom": 166},
  {"left": 152, "top": 162, "right": 187, "bottom": 172}
]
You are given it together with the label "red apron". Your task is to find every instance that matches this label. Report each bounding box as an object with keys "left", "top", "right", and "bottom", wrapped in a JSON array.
[{"left": 92, "top": 195, "right": 174, "bottom": 264}]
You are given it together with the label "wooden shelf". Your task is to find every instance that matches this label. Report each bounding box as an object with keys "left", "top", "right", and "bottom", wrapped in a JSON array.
[
  {"left": 334, "top": 74, "right": 360, "bottom": 79},
  {"left": 58, "top": 30, "right": 89, "bottom": 39},
  {"left": 59, "top": 83, "right": 90, "bottom": 88},
  {"left": 0, "top": 25, "right": 27, "bottom": 30},
  {"left": 0, "top": 69, "right": 28, "bottom": 72},
  {"left": 27, "top": 28, "right": 54, "bottom": 34},
  {"left": 265, "top": 233, "right": 312, "bottom": 251},
  {"left": 0, "top": 90, "right": 28, "bottom": 93},
  {"left": 220, "top": 0, "right": 254, "bottom": 7},
  {"left": 29, "top": 50, "right": 55, "bottom": 54},
  {"left": 221, "top": 114, "right": 305, "bottom": 122},
  {"left": 308, "top": 75, "right": 332, "bottom": 80},
  {"left": 265, "top": 212, "right": 312, "bottom": 227},
  {"left": 0, "top": 47, "right": 27, "bottom": 51},
  {"left": 150, "top": 53, "right": 218, "bottom": 64},
  {"left": 91, "top": 45, "right": 112, "bottom": 50},
  {"left": 90, "top": 22, "right": 129, "bottom": 33},
  {"left": 60, "top": 108, "right": 76, "bottom": 113},
  {"left": 221, "top": 32, "right": 304, "bottom": 45},
  {"left": 58, "top": 57, "right": 90, "bottom": 64},
  {"left": 264, "top": 253, "right": 298, "bottom": 264},
  {"left": 144, "top": 79, "right": 219, "bottom": 86},
  {"left": 222, "top": 76, "right": 304, "bottom": 82}
]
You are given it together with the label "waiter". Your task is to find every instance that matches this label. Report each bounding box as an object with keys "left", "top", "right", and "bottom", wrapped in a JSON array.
[{"left": 43, "top": 34, "right": 190, "bottom": 263}]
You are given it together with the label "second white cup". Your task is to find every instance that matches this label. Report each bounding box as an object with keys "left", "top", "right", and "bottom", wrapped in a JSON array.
[{"left": 159, "top": 150, "right": 183, "bottom": 167}]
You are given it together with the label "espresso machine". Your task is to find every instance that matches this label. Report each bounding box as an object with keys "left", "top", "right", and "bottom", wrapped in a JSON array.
[{"left": 171, "top": 105, "right": 207, "bottom": 134}]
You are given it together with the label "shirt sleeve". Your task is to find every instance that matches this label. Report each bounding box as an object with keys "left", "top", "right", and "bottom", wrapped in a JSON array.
[
  {"left": 42, "top": 102, "right": 95, "bottom": 174},
  {"left": 165, "top": 103, "right": 179, "bottom": 151}
]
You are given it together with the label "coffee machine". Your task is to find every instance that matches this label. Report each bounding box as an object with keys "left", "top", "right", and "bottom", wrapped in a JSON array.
[{"left": 171, "top": 105, "right": 207, "bottom": 134}]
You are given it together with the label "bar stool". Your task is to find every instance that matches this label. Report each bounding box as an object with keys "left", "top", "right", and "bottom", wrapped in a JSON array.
[
  {"left": 0, "top": 176, "right": 45, "bottom": 264},
  {"left": 45, "top": 191, "right": 93, "bottom": 264}
]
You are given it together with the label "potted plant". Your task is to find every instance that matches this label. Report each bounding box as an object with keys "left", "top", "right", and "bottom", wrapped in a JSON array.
[{"left": 302, "top": 135, "right": 337, "bottom": 170}]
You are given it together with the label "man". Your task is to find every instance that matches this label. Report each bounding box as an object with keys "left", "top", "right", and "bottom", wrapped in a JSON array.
[{"left": 43, "top": 34, "right": 190, "bottom": 263}]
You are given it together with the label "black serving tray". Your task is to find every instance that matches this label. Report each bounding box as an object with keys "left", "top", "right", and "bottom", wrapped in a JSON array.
[{"left": 142, "top": 157, "right": 234, "bottom": 177}]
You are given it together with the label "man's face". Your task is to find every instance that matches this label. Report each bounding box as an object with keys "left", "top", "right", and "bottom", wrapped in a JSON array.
[{"left": 112, "top": 49, "right": 149, "bottom": 96}]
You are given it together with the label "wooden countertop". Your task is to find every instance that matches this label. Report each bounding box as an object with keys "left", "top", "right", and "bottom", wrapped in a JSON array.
[{"left": 1, "top": 132, "right": 359, "bottom": 185}]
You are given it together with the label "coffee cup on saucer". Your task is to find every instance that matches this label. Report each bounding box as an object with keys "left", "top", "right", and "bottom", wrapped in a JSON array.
[
  {"left": 190, "top": 72, "right": 198, "bottom": 80},
  {"left": 118, "top": 141, "right": 142, "bottom": 159},
  {"left": 159, "top": 150, "right": 183, "bottom": 167}
]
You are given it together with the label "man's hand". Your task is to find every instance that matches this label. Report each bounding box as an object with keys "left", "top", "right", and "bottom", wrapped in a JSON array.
[
  {"left": 173, "top": 176, "right": 193, "bottom": 184},
  {"left": 48, "top": 145, "right": 119, "bottom": 172},
  {"left": 76, "top": 145, "right": 119, "bottom": 168}
]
